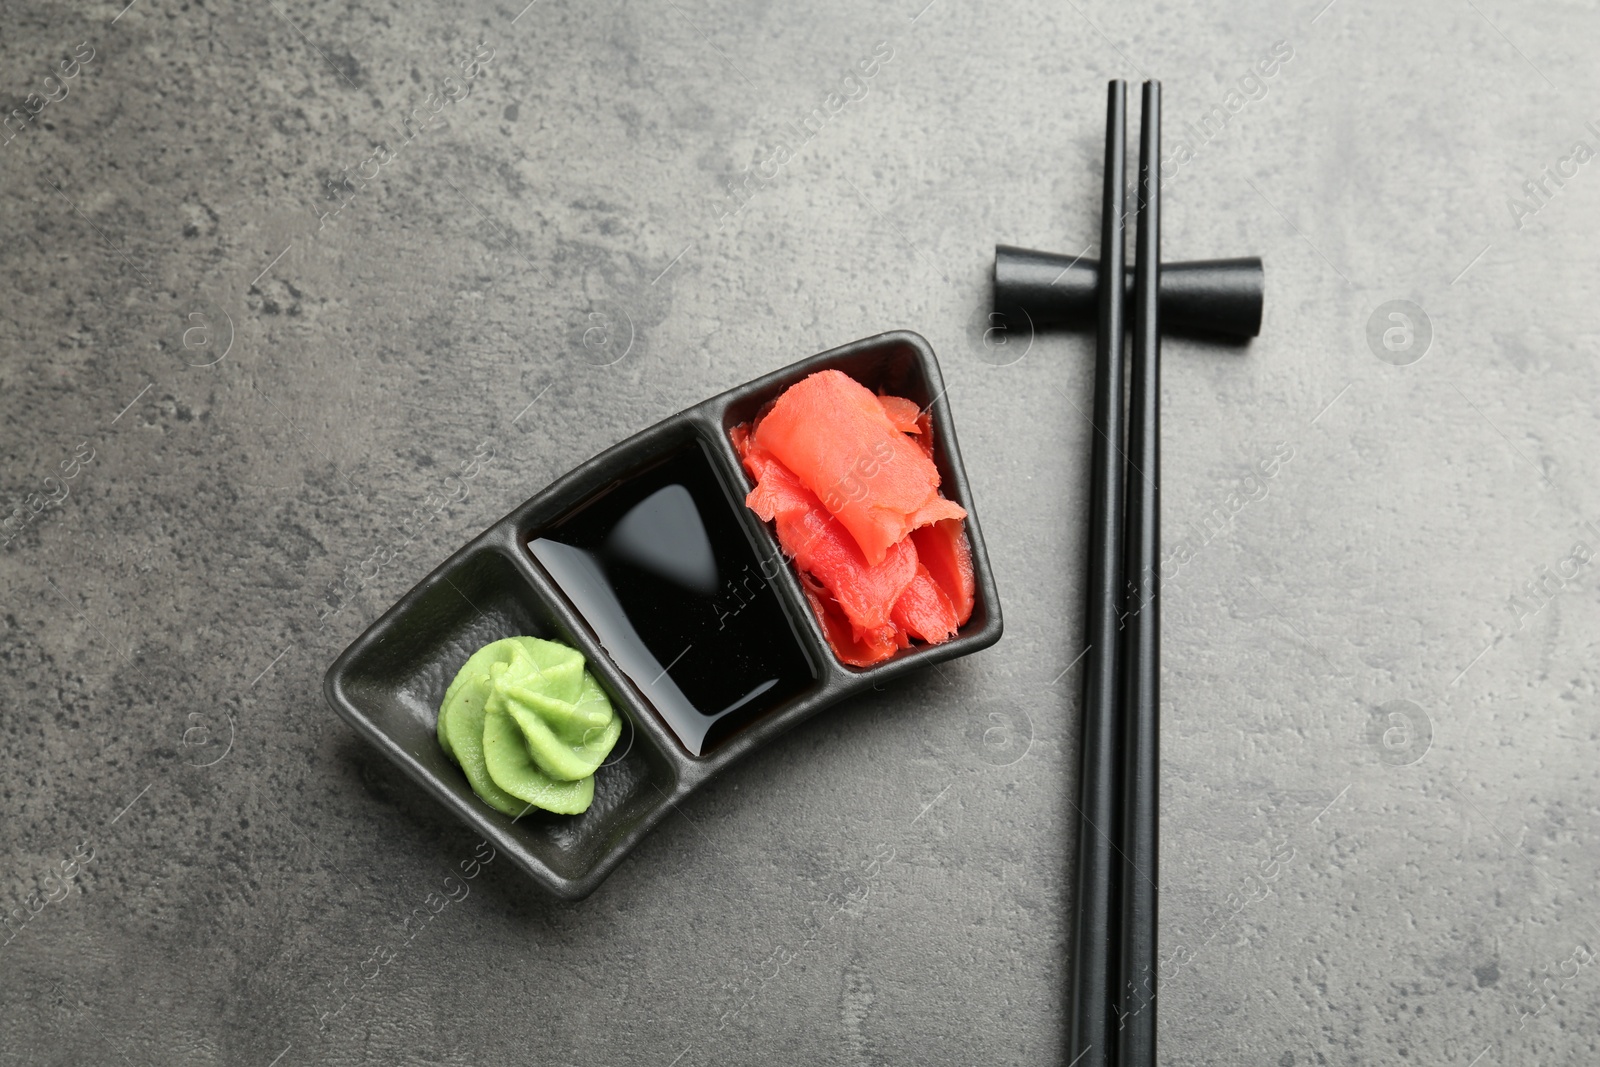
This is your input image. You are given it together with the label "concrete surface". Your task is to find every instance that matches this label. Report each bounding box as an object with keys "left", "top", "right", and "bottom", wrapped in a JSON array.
[{"left": 3, "top": 0, "right": 1598, "bottom": 1063}]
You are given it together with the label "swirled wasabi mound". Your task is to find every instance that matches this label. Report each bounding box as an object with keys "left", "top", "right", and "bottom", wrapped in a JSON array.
[{"left": 437, "top": 637, "right": 621, "bottom": 816}]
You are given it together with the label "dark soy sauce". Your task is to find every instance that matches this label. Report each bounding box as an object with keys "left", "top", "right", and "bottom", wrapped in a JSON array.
[{"left": 529, "top": 443, "right": 814, "bottom": 755}]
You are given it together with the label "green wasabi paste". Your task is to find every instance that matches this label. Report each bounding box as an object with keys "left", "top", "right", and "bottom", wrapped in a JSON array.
[{"left": 437, "top": 636, "right": 621, "bottom": 816}]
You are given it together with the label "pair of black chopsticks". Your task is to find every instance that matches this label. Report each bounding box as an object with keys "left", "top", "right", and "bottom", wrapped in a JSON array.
[{"left": 1068, "top": 79, "right": 1161, "bottom": 1067}]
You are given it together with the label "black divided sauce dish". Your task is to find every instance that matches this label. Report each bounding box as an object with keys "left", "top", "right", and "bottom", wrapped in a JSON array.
[{"left": 323, "top": 330, "right": 1003, "bottom": 899}]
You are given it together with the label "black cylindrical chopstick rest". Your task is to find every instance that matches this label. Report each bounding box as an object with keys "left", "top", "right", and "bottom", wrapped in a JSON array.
[
  {"left": 1117, "top": 78, "right": 1161, "bottom": 1067},
  {"left": 992, "top": 247, "right": 1263, "bottom": 338},
  {"left": 1067, "top": 78, "right": 1128, "bottom": 1067}
]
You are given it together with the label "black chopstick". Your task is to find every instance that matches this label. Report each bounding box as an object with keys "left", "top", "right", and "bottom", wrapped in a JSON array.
[
  {"left": 1068, "top": 78, "right": 1127, "bottom": 1067},
  {"left": 1117, "top": 78, "right": 1162, "bottom": 1067}
]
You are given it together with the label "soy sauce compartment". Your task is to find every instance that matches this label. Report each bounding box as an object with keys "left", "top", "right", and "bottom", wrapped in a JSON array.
[{"left": 528, "top": 441, "right": 818, "bottom": 757}]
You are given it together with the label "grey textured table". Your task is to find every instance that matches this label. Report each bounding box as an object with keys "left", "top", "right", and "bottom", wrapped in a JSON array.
[{"left": 4, "top": 1, "right": 1598, "bottom": 1064}]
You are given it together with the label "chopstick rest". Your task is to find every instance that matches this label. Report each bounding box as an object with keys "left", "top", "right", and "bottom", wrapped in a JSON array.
[{"left": 992, "top": 247, "right": 1263, "bottom": 338}]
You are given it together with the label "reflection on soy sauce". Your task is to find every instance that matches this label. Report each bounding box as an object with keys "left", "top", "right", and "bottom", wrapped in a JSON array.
[{"left": 529, "top": 444, "right": 813, "bottom": 755}]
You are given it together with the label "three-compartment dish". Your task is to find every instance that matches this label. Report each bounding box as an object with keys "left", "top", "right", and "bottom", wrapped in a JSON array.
[{"left": 324, "top": 331, "right": 1002, "bottom": 899}]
